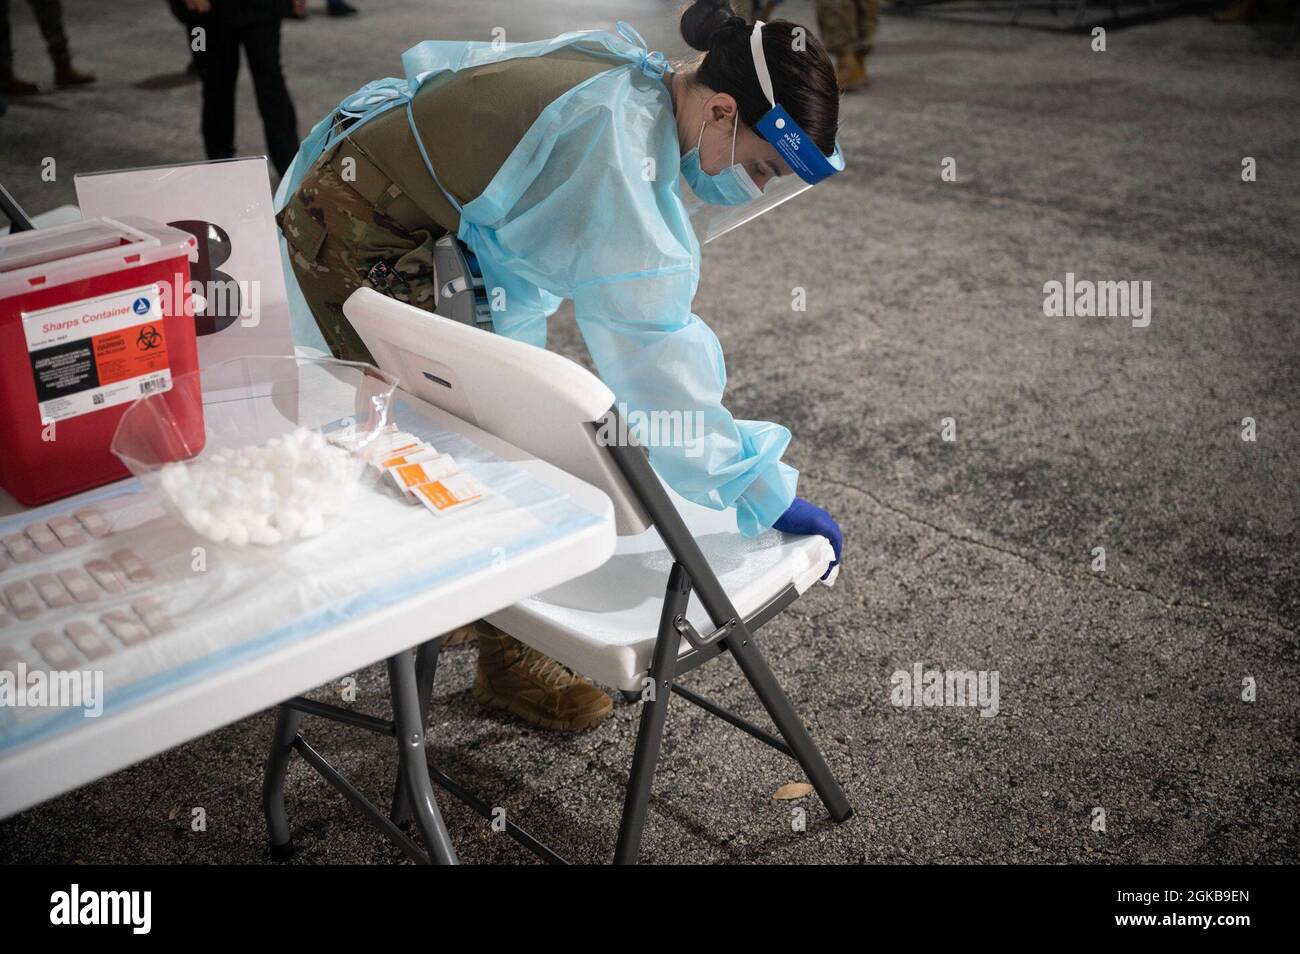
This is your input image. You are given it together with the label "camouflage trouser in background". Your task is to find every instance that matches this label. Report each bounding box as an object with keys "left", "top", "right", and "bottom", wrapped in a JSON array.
[
  {"left": 277, "top": 153, "right": 444, "bottom": 365},
  {"left": 814, "top": 0, "right": 879, "bottom": 57},
  {"left": 0, "top": 0, "right": 70, "bottom": 76}
]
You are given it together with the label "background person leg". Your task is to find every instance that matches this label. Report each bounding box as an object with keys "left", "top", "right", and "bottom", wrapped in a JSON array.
[
  {"left": 0, "top": 0, "right": 39, "bottom": 93},
  {"left": 199, "top": 19, "right": 241, "bottom": 161},
  {"left": 815, "top": 0, "right": 870, "bottom": 90},
  {"left": 239, "top": 15, "right": 298, "bottom": 177},
  {"left": 27, "top": 0, "right": 93, "bottom": 86}
]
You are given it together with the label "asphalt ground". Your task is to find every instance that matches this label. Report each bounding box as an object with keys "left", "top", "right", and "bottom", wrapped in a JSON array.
[{"left": 0, "top": 1, "right": 1296, "bottom": 863}]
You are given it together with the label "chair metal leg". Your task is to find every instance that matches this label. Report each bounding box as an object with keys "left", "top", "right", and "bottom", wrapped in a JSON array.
[
  {"left": 613, "top": 563, "right": 690, "bottom": 865},
  {"left": 391, "top": 638, "right": 442, "bottom": 825},
  {"left": 263, "top": 705, "right": 305, "bottom": 860},
  {"left": 387, "top": 650, "right": 459, "bottom": 864},
  {"left": 727, "top": 630, "right": 853, "bottom": 822},
  {"left": 603, "top": 431, "right": 854, "bottom": 828}
]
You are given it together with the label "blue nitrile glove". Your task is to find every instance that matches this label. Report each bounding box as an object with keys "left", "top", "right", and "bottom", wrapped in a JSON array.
[{"left": 772, "top": 497, "right": 843, "bottom": 580}]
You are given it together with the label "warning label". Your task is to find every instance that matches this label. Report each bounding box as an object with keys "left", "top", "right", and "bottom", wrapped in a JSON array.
[{"left": 22, "top": 285, "right": 173, "bottom": 424}]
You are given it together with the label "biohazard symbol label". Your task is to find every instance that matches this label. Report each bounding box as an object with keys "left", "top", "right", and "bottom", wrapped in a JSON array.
[
  {"left": 93, "top": 321, "right": 170, "bottom": 386},
  {"left": 136, "top": 325, "right": 163, "bottom": 351}
]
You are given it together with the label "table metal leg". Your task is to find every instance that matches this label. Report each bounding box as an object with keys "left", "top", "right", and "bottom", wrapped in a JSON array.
[
  {"left": 263, "top": 705, "right": 304, "bottom": 860},
  {"left": 391, "top": 638, "right": 442, "bottom": 825},
  {"left": 387, "top": 650, "right": 458, "bottom": 864}
]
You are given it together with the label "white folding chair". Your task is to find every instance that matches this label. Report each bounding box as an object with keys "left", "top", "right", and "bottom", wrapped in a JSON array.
[{"left": 342, "top": 287, "right": 852, "bottom": 863}]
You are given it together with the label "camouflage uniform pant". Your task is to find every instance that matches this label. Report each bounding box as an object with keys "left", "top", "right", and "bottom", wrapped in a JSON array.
[
  {"left": 814, "top": 0, "right": 878, "bottom": 57},
  {"left": 0, "top": 0, "right": 69, "bottom": 76},
  {"left": 277, "top": 152, "right": 444, "bottom": 365}
]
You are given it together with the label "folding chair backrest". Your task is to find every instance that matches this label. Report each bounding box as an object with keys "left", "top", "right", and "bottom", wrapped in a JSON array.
[{"left": 343, "top": 288, "right": 651, "bottom": 535}]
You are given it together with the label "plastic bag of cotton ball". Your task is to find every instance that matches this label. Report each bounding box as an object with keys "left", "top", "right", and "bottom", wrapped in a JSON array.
[{"left": 158, "top": 427, "right": 360, "bottom": 546}]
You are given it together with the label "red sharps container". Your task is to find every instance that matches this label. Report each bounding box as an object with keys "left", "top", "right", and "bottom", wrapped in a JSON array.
[{"left": 0, "top": 216, "right": 203, "bottom": 506}]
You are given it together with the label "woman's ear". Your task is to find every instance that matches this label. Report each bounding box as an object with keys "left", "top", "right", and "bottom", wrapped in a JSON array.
[{"left": 706, "top": 92, "right": 738, "bottom": 125}]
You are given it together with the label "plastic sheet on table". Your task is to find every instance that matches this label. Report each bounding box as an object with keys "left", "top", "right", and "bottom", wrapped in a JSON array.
[{"left": 0, "top": 396, "right": 603, "bottom": 754}]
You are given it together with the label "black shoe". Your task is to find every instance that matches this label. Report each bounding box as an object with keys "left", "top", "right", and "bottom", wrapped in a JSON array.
[
  {"left": 54, "top": 63, "right": 97, "bottom": 88},
  {"left": 327, "top": 2, "right": 358, "bottom": 16},
  {"left": 1, "top": 74, "right": 39, "bottom": 95}
]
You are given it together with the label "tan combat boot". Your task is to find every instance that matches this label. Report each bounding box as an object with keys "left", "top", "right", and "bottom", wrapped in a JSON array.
[
  {"left": 473, "top": 624, "right": 612, "bottom": 731},
  {"left": 439, "top": 621, "right": 480, "bottom": 649},
  {"left": 836, "top": 51, "right": 869, "bottom": 92}
]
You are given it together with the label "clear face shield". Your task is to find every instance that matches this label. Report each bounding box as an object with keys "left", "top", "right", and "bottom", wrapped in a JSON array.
[
  {"left": 683, "top": 147, "right": 842, "bottom": 244},
  {"left": 684, "top": 21, "right": 845, "bottom": 245}
]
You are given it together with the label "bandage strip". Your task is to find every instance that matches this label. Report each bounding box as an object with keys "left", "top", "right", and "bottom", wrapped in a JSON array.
[
  {"left": 32, "top": 631, "right": 79, "bottom": 670},
  {"left": 131, "top": 596, "right": 174, "bottom": 636},
  {"left": 4, "top": 581, "right": 41, "bottom": 620},
  {"left": 111, "top": 548, "right": 154, "bottom": 583},
  {"left": 75, "top": 508, "right": 113, "bottom": 538},
  {"left": 31, "top": 573, "right": 73, "bottom": 610},
  {"left": 102, "top": 610, "right": 152, "bottom": 647},
  {"left": 25, "top": 523, "right": 62, "bottom": 555},
  {"left": 0, "top": 646, "right": 22, "bottom": 674},
  {"left": 3, "top": 533, "right": 40, "bottom": 564},
  {"left": 58, "top": 568, "right": 100, "bottom": 604},
  {"left": 85, "top": 559, "right": 128, "bottom": 594},
  {"left": 48, "top": 515, "right": 90, "bottom": 548},
  {"left": 65, "top": 621, "right": 113, "bottom": 661}
]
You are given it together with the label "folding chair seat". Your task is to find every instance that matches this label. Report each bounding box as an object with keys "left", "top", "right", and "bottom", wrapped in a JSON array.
[
  {"left": 491, "top": 484, "right": 834, "bottom": 693},
  {"left": 344, "top": 288, "right": 852, "bottom": 863}
]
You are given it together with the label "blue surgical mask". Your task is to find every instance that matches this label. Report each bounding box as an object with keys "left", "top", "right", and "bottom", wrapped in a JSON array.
[{"left": 680, "top": 118, "right": 763, "bottom": 206}]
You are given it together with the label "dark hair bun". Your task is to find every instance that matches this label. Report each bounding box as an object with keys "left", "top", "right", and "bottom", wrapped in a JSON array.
[{"left": 680, "top": 0, "right": 749, "bottom": 52}]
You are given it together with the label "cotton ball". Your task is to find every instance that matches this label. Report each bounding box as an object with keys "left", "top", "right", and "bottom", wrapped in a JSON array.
[
  {"left": 159, "top": 425, "right": 363, "bottom": 546},
  {"left": 250, "top": 523, "right": 282, "bottom": 546},
  {"left": 276, "top": 509, "right": 304, "bottom": 537},
  {"left": 299, "top": 513, "right": 325, "bottom": 539},
  {"left": 160, "top": 464, "right": 184, "bottom": 495},
  {"left": 183, "top": 508, "right": 209, "bottom": 532},
  {"left": 227, "top": 521, "right": 249, "bottom": 548}
]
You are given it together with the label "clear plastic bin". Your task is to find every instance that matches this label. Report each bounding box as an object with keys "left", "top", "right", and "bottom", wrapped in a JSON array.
[{"left": 111, "top": 355, "right": 399, "bottom": 547}]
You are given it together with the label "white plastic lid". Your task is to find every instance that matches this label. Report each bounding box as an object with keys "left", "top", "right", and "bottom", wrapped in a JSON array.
[{"left": 0, "top": 216, "right": 196, "bottom": 301}]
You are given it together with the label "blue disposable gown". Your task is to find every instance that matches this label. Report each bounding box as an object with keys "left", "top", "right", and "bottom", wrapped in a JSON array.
[{"left": 283, "top": 25, "right": 799, "bottom": 536}]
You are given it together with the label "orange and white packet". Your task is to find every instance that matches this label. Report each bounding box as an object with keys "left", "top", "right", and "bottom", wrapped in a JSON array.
[
  {"left": 389, "top": 453, "right": 459, "bottom": 494},
  {"left": 370, "top": 442, "right": 423, "bottom": 468},
  {"left": 379, "top": 443, "right": 439, "bottom": 471},
  {"left": 412, "top": 472, "right": 487, "bottom": 515}
]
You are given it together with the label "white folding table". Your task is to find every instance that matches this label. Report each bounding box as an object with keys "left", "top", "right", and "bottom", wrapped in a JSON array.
[{"left": 0, "top": 392, "right": 616, "bottom": 864}]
